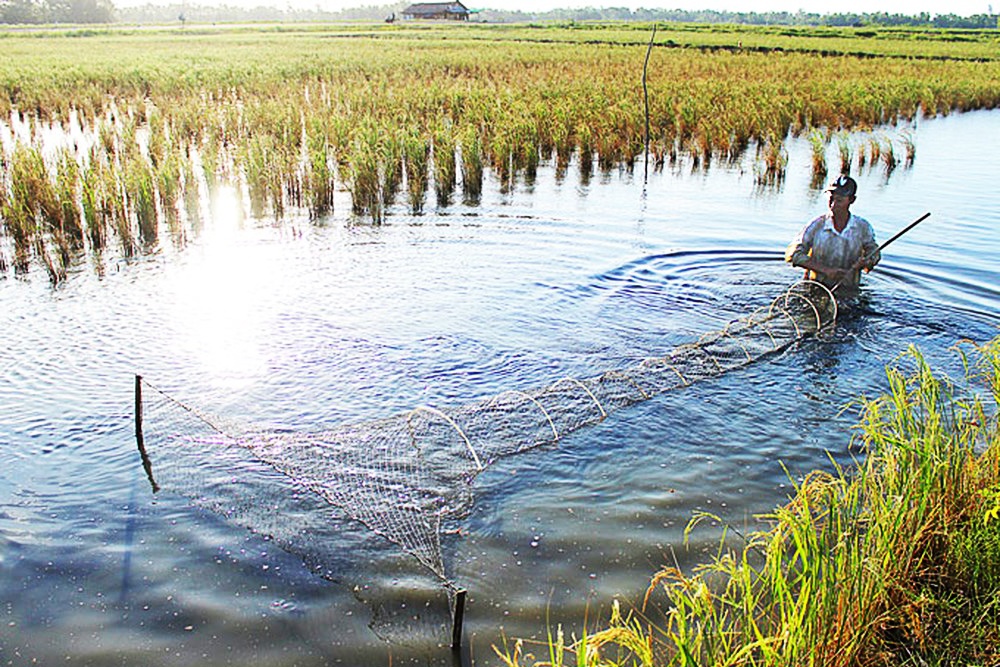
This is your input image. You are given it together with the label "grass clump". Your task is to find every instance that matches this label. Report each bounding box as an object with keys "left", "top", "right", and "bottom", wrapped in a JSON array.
[{"left": 498, "top": 337, "right": 1000, "bottom": 666}]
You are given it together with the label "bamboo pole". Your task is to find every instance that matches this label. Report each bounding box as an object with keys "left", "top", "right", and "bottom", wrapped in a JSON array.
[
  {"left": 451, "top": 588, "right": 467, "bottom": 650},
  {"left": 135, "top": 374, "right": 159, "bottom": 492},
  {"left": 642, "top": 23, "right": 657, "bottom": 178}
]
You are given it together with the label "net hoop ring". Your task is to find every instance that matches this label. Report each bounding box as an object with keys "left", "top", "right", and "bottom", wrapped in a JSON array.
[
  {"left": 786, "top": 279, "right": 838, "bottom": 331},
  {"left": 408, "top": 405, "right": 483, "bottom": 471}
]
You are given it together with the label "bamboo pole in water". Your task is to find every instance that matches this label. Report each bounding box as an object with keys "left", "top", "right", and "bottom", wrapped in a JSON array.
[
  {"left": 134, "top": 374, "right": 159, "bottom": 492},
  {"left": 451, "top": 588, "right": 467, "bottom": 651}
]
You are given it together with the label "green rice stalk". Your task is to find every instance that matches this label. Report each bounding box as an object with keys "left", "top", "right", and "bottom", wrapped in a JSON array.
[
  {"left": 837, "top": 132, "right": 853, "bottom": 174},
  {"left": 124, "top": 153, "right": 157, "bottom": 248},
  {"left": 156, "top": 146, "right": 184, "bottom": 242},
  {"left": 433, "top": 123, "right": 457, "bottom": 209},
  {"left": 459, "top": 126, "right": 483, "bottom": 205},
  {"left": 346, "top": 128, "right": 383, "bottom": 223},
  {"left": 380, "top": 132, "right": 403, "bottom": 209},
  {"left": 880, "top": 136, "right": 897, "bottom": 172},
  {"left": 81, "top": 160, "right": 107, "bottom": 252},
  {"left": 55, "top": 148, "right": 84, "bottom": 248},
  {"left": 182, "top": 150, "right": 203, "bottom": 233},
  {"left": 576, "top": 123, "right": 594, "bottom": 185},
  {"left": 901, "top": 130, "right": 917, "bottom": 166},
  {"left": 241, "top": 134, "right": 273, "bottom": 219},
  {"left": 809, "top": 128, "right": 828, "bottom": 179},
  {"left": 3, "top": 146, "right": 53, "bottom": 271},
  {"left": 754, "top": 132, "right": 787, "bottom": 185},
  {"left": 404, "top": 131, "right": 429, "bottom": 215},
  {"left": 305, "top": 119, "right": 336, "bottom": 220}
]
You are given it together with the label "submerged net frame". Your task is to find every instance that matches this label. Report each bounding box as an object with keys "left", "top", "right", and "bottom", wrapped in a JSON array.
[{"left": 134, "top": 281, "right": 837, "bottom": 636}]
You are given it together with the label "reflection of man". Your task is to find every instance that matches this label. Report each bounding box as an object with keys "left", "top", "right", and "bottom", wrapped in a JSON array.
[{"left": 786, "top": 175, "right": 881, "bottom": 290}]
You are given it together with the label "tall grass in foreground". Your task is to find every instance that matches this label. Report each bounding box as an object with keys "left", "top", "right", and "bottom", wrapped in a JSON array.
[{"left": 498, "top": 338, "right": 1000, "bottom": 666}]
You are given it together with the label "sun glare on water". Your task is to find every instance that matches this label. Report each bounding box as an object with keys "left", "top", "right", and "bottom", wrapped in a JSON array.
[{"left": 165, "top": 185, "right": 281, "bottom": 391}]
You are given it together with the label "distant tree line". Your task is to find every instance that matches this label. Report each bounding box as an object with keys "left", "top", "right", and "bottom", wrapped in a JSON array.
[
  {"left": 1, "top": 0, "right": 114, "bottom": 23},
  {"left": 477, "top": 7, "right": 999, "bottom": 29},
  {"left": 2, "top": 0, "right": 997, "bottom": 28}
]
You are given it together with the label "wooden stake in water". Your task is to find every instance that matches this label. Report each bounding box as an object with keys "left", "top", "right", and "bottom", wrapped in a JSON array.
[
  {"left": 134, "top": 374, "right": 159, "bottom": 492},
  {"left": 642, "top": 23, "right": 657, "bottom": 179},
  {"left": 451, "top": 588, "right": 467, "bottom": 651}
]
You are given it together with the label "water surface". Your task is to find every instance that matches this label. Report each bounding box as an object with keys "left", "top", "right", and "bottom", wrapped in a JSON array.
[{"left": 1, "top": 110, "right": 998, "bottom": 666}]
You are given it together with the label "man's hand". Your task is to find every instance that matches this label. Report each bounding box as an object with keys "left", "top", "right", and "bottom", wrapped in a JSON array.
[
  {"left": 826, "top": 267, "right": 850, "bottom": 283},
  {"left": 851, "top": 254, "right": 874, "bottom": 273}
]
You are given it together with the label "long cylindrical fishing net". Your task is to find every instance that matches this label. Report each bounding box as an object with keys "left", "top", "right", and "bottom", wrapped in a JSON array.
[{"left": 135, "top": 281, "right": 837, "bottom": 590}]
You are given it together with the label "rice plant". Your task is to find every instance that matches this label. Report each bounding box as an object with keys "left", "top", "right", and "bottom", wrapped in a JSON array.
[
  {"left": 459, "top": 126, "right": 483, "bottom": 205},
  {"left": 3, "top": 145, "right": 56, "bottom": 271},
  {"left": 901, "top": 130, "right": 917, "bottom": 165},
  {"left": 81, "top": 155, "right": 109, "bottom": 253},
  {"left": 433, "top": 122, "right": 457, "bottom": 209},
  {"left": 880, "top": 135, "right": 898, "bottom": 172},
  {"left": 380, "top": 132, "right": 404, "bottom": 211},
  {"left": 836, "top": 132, "right": 853, "bottom": 174},
  {"left": 124, "top": 152, "right": 157, "bottom": 248},
  {"left": 346, "top": 127, "right": 383, "bottom": 223},
  {"left": 54, "top": 148, "right": 84, "bottom": 249},
  {"left": 754, "top": 131, "right": 787, "bottom": 185},
  {"left": 498, "top": 339, "right": 1000, "bottom": 666},
  {"left": 808, "top": 128, "right": 828, "bottom": 185},
  {"left": 305, "top": 118, "right": 336, "bottom": 220},
  {"left": 181, "top": 151, "right": 203, "bottom": 234},
  {"left": 404, "top": 131, "right": 430, "bottom": 215},
  {"left": 867, "top": 135, "right": 883, "bottom": 165}
]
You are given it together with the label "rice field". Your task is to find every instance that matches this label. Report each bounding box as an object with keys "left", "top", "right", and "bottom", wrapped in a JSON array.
[{"left": 1, "top": 22, "right": 1000, "bottom": 281}]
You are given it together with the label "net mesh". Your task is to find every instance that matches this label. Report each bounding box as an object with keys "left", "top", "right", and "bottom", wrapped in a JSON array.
[{"left": 136, "top": 281, "right": 837, "bottom": 586}]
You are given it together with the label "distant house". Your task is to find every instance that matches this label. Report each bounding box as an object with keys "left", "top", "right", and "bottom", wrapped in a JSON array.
[{"left": 400, "top": 2, "right": 470, "bottom": 21}]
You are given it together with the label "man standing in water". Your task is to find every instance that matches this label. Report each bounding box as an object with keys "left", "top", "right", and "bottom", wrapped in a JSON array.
[{"left": 786, "top": 174, "right": 881, "bottom": 290}]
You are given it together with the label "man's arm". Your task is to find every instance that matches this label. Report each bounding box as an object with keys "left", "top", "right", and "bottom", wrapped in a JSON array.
[{"left": 852, "top": 223, "right": 881, "bottom": 272}]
